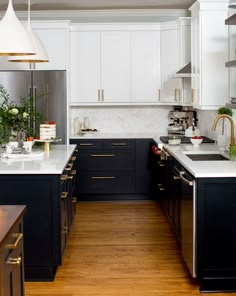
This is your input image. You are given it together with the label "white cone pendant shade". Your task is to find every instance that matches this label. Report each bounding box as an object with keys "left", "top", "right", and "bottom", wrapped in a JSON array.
[
  {"left": 0, "top": 0, "right": 35, "bottom": 56},
  {"left": 8, "top": 0, "right": 49, "bottom": 63},
  {"left": 8, "top": 22, "right": 49, "bottom": 62},
  {"left": 229, "top": 0, "right": 236, "bottom": 8}
]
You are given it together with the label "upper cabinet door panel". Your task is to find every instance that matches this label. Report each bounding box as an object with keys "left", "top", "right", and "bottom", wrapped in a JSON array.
[
  {"left": 131, "top": 31, "right": 161, "bottom": 102},
  {"left": 100, "top": 31, "right": 131, "bottom": 103},
  {"left": 70, "top": 31, "right": 101, "bottom": 103},
  {"left": 160, "top": 27, "right": 182, "bottom": 103}
]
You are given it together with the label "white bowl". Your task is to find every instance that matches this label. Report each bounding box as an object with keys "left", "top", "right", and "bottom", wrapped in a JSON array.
[
  {"left": 23, "top": 141, "right": 35, "bottom": 152},
  {"left": 190, "top": 138, "right": 203, "bottom": 146}
]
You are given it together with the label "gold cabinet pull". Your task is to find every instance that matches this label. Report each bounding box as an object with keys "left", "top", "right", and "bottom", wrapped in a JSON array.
[
  {"left": 102, "top": 89, "right": 104, "bottom": 101},
  {"left": 63, "top": 225, "right": 68, "bottom": 234},
  {"left": 61, "top": 174, "right": 67, "bottom": 181},
  {"left": 79, "top": 143, "right": 94, "bottom": 146},
  {"left": 98, "top": 89, "right": 100, "bottom": 101},
  {"left": 90, "top": 154, "right": 115, "bottom": 157},
  {"left": 72, "top": 197, "right": 77, "bottom": 203},
  {"left": 61, "top": 192, "right": 68, "bottom": 199},
  {"left": 91, "top": 176, "right": 115, "bottom": 179},
  {"left": 157, "top": 184, "right": 166, "bottom": 191},
  {"left": 67, "top": 175, "right": 74, "bottom": 180},
  {"left": 158, "top": 89, "right": 161, "bottom": 100},
  {"left": 71, "top": 170, "right": 76, "bottom": 175},
  {"left": 173, "top": 175, "right": 181, "bottom": 180},
  {"left": 5, "top": 233, "right": 23, "bottom": 249},
  {"left": 6, "top": 257, "right": 22, "bottom": 265},
  {"left": 71, "top": 156, "right": 76, "bottom": 161},
  {"left": 111, "top": 143, "right": 127, "bottom": 146}
]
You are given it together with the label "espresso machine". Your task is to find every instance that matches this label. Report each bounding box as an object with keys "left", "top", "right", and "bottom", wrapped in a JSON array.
[{"left": 167, "top": 107, "right": 197, "bottom": 136}]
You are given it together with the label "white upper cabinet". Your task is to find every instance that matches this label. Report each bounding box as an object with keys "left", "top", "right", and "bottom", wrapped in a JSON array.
[
  {"left": 190, "top": 1, "right": 229, "bottom": 109},
  {"left": 31, "top": 21, "right": 70, "bottom": 70},
  {"left": 70, "top": 31, "right": 101, "bottom": 103},
  {"left": 160, "top": 22, "right": 183, "bottom": 104},
  {"left": 131, "top": 30, "right": 161, "bottom": 103},
  {"left": 69, "top": 24, "right": 161, "bottom": 105},
  {"left": 100, "top": 31, "right": 131, "bottom": 103}
]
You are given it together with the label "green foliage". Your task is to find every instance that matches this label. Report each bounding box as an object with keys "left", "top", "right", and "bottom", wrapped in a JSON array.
[
  {"left": 217, "top": 107, "right": 233, "bottom": 116},
  {"left": 0, "top": 84, "right": 44, "bottom": 144},
  {"left": 229, "top": 145, "right": 236, "bottom": 160}
]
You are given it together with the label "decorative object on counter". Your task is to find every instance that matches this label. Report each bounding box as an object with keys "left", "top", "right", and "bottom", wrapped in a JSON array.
[
  {"left": 34, "top": 138, "right": 62, "bottom": 152},
  {"left": 40, "top": 121, "right": 56, "bottom": 140},
  {"left": 190, "top": 136, "right": 203, "bottom": 147},
  {"left": 73, "top": 117, "right": 81, "bottom": 135},
  {"left": 0, "top": 84, "right": 43, "bottom": 145},
  {"left": 168, "top": 136, "right": 181, "bottom": 145},
  {"left": 185, "top": 125, "right": 200, "bottom": 137},
  {"left": 83, "top": 116, "right": 91, "bottom": 130},
  {"left": 79, "top": 128, "right": 98, "bottom": 136}
]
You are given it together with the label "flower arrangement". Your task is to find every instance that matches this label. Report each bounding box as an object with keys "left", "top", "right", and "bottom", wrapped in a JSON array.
[{"left": 0, "top": 84, "right": 44, "bottom": 144}]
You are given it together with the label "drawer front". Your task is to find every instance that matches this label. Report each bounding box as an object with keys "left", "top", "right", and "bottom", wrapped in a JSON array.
[
  {"left": 78, "top": 173, "right": 135, "bottom": 194},
  {"left": 102, "top": 139, "right": 135, "bottom": 150},
  {"left": 78, "top": 150, "right": 135, "bottom": 171},
  {"left": 70, "top": 139, "right": 102, "bottom": 150}
]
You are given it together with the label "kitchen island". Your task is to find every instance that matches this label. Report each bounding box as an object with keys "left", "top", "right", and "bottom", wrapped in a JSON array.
[
  {"left": 0, "top": 144, "right": 77, "bottom": 281},
  {"left": 160, "top": 143, "right": 236, "bottom": 292}
]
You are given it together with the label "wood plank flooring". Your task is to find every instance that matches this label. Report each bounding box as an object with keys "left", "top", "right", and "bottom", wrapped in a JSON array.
[{"left": 25, "top": 201, "right": 236, "bottom": 296}]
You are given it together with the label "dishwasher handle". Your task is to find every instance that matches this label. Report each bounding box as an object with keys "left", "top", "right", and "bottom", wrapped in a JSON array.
[{"left": 174, "top": 166, "right": 193, "bottom": 187}]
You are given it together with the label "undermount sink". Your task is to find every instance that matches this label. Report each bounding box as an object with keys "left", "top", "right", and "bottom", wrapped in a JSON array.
[{"left": 185, "top": 153, "right": 229, "bottom": 161}]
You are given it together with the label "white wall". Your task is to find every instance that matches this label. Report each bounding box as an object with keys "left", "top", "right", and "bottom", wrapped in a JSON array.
[{"left": 70, "top": 105, "right": 171, "bottom": 136}]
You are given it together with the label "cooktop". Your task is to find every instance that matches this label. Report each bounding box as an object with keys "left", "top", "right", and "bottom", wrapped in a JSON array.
[{"left": 160, "top": 136, "right": 215, "bottom": 144}]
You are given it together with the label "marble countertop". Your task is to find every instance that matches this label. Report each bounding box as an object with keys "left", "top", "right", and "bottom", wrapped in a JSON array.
[
  {"left": 163, "top": 143, "right": 236, "bottom": 178},
  {"left": 70, "top": 132, "right": 161, "bottom": 139},
  {"left": 0, "top": 144, "right": 76, "bottom": 175}
]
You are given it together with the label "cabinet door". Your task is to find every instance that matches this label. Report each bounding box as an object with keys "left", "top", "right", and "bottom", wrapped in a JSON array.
[
  {"left": 100, "top": 31, "right": 131, "bottom": 102},
  {"left": 131, "top": 31, "right": 161, "bottom": 103},
  {"left": 160, "top": 26, "right": 182, "bottom": 103},
  {"left": 32, "top": 26, "right": 68, "bottom": 70},
  {"left": 191, "top": 11, "right": 199, "bottom": 105},
  {"left": 70, "top": 31, "right": 101, "bottom": 103}
]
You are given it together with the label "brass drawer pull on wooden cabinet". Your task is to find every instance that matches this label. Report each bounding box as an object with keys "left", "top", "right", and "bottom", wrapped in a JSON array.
[
  {"left": 91, "top": 176, "right": 115, "bottom": 179},
  {"left": 6, "top": 257, "right": 22, "bottom": 265},
  {"left": 61, "top": 192, "right": 68, "bottom": 199},
  {"left": 90, "top": 154, "right": 115, "bottom": 157},
  {"left": 5, "top": 233, "right": 23, "bottom": 249}
]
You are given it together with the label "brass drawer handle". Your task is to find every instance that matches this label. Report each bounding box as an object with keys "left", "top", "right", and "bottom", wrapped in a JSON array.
[
  {"left": 6, "top": 257, "right": 22, "bottom": 265},
  {"left": 72, "top": 197, "right": 77, "bottom": 203},
  {"left": 5, "top": 233, "right": 23, "bottom": 249},
  {"left": 61, "top": 192, "right": 68, "bottom": 199},
  {"left": 111, "top": 143, "right": 127, "bottom": 146},
  {"left": 91, "top": 176, "right": 115, "bottom": 179},
  {"left": 65, "top": 167, "right": 72, "bottom": 171},
  {"left": 173, "top": 175, "right": 181, "bottom": 180},
  {"left": 79, "top": 143, "right": 94, "bottom": 146},
  {"left": 71, "top": 156, "right": 76, "bottom": 161},
  {"left": 74, "top": 149, "right": 78, "bottom": 152},
  {"left": 71, "top": 170, "right": 76, "bottom": 175},
  {"left": 90, "top": 154, "right": 115, "bottom": 157},
  {"left": 61, "top": 174, "right": 67, "bottom": 181},
  {"left": 67, "top": 175, "right": 73, "bottom": 180}
]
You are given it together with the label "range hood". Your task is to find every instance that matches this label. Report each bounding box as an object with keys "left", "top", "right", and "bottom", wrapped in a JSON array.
[{"left": 172, "top": 62, "right": 191, "bottom": 78}]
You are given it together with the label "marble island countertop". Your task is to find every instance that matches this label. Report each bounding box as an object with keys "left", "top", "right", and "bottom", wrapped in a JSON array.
[
  {"left": 0, "top": 144, "right": 76, "bottom": 174},
  {"left": 163, "top": 143, "right": 236, "bottom": 178},
  {"left": 70, "top": 132, "right": 162, "bottom": 139}
]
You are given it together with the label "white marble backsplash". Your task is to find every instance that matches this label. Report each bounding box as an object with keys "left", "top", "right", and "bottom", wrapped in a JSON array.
[{"left": 70, "top": 106, "right": 171, "bottom": 136}]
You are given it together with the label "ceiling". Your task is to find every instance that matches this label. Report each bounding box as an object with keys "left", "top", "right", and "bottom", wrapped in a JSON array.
[{"left": 1, "top": 0, "right": 196, "bottom": 11}]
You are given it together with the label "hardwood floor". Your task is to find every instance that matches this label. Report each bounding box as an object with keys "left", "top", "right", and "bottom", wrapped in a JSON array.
[{"left": 25, "top": 201, "right": 235, "bottom": 296}]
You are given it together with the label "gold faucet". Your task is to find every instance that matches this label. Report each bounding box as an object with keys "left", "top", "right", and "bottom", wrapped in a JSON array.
[{"left": 212, "top": 114, "right": 235, "bottom": 146}]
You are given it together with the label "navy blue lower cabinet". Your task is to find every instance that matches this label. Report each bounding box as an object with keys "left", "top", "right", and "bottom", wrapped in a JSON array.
[
  {"left": 197, "top": 178, "right": 236, "bottom": 292},
  {"left": 70, "top": 138, "right": 153, "bottom": 200}
]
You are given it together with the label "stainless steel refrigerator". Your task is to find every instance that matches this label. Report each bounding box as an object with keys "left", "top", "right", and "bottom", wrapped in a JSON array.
[{"left": 0, "top": 70, "right": 67, "bottom": 143}]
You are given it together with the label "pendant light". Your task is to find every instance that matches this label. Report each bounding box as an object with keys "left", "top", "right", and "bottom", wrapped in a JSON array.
[
  {"left": 8, "top": 0, "right": 49, "bottom": 63},
  {"left": 0, "top": 0, "right": 35, "bottom": 56},
  {"left": 229, "top": 0, "right": 236, "bottom": 8}
]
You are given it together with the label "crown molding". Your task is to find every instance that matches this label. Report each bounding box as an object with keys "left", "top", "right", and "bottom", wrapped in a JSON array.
[{"left": 0, "top": 8, "right": 189, "bottom": 20}]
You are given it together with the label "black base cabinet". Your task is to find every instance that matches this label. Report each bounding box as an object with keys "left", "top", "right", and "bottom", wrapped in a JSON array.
[
  {"left": 0, "top": 149, "right": 78, "bottom": 281},
  {"left": 70, "top": 138, "right": 153, "bottom": 200},
  {"left": 197, "top": 178, "right": 236, "bottom": 292}
]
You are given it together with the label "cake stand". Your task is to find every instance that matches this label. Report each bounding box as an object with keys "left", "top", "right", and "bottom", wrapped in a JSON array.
[{"left": 34, "top": 138, "right": 62, "bottom": 151}]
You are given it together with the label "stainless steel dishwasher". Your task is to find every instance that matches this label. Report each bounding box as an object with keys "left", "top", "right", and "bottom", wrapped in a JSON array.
[{"left": 174, "top": 165, "right": 197, "bottom": 278}]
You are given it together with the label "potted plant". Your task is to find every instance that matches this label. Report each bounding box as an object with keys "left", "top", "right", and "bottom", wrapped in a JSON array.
[{"left": 217, "top": 107, "right": 233, "bottom": 134}]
